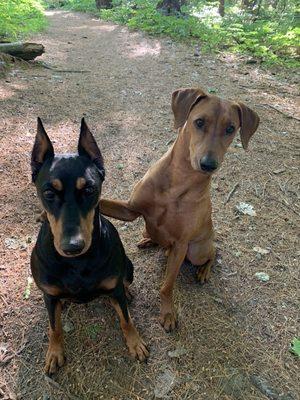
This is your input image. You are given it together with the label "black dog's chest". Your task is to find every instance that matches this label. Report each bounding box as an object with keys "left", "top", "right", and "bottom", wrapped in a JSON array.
[{"left": 46, "top": 259, "right": 115, "bottom": 302}]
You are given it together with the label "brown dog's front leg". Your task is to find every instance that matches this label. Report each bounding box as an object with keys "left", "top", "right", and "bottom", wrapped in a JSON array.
[
  {"left": 159, "top": 242, "right": 188, "bottom": 332},
  {"left": 100, "top": 199, "right": 140, "bottom": 221},
  {"left": 44, "top": 295, "right": 65, "bottom": 375}
]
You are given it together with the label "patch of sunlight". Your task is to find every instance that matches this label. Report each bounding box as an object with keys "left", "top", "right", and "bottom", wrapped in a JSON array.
[
  {"left": 89, "top": 24, "right": 116, "bottom": 32},
  {"left": 127, "top": 40, "right": 161, "bottom": 58},
  {"left": 0, "top": 83, "right": 27, "bottom": 100},
  {"left": 192, "top": 5, "right": 221, "bottom": 21}
]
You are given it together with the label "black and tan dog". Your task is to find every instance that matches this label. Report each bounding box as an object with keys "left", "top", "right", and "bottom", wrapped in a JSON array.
[{"left": 30, "top": 118, "right": 149, "bottom": 374}]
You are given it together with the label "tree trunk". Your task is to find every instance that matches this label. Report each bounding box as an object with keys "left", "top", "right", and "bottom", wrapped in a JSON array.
[
  {"left": 156, "top": 0, "right": 185, "bottom": 15},
  {"left": 218, "top": 0, "right": 225, "bottom": 16},
  {"left": 0, "top": 42, "right": 44, "bottom": 60},
  {"left": 95, "top": 0, "right": 112, "bottom": 9}
]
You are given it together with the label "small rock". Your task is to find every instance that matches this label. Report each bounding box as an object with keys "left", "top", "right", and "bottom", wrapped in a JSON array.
[
  {"left": 63, "top": 320, "right": 74, "bottom": 333},
  {"left": 5, "top": 237, "right": 19, "bottom": 250},
  {"left": 236, "top": 202, "right": 256, "bottom": 216},
  {"left": 273, "top": 168, "right": 286, "bottom": 175},
  {"left": 255, "top": 272, "right": 270, "bottom": 282},
  {"left": 253, "top": 246, "right": 270, "bottom": 256},
  {"left": 154, "top": 369, "right": 176, "bottom": 398},
  {"left": 168, "top": 347, "right": 187, "bottom": 358}
]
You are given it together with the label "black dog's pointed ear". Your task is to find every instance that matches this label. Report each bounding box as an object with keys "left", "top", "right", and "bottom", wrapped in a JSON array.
[
  {"left": 31, "top": 118, "right": 54, "bottom": 182},
  {"left": 172, "top": 88, "right": 207, "bottom": 129},
  {"left": 236, "top": 102, "right": 260, "bottom": 150},
  {"left": 78, "top": 118, "right": 105, "bottom": 180}
]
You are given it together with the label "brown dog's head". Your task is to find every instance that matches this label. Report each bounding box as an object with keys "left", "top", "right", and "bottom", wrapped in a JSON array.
[{"left": 172, "top": 88, "right": 260, "bottom": 174}]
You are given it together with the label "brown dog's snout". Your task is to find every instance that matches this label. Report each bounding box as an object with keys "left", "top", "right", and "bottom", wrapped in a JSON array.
[{"left": 200, "top": 154, "right": 218, "bottom": 172}]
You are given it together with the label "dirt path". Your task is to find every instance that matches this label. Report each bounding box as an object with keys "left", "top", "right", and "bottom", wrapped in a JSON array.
[{"left": 0, "top": 10, "right": 299, "bottom": 400}]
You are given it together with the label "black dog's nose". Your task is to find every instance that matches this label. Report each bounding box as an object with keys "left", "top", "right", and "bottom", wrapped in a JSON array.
[
  {"left": 200, "top": 155, "right": 218, "bottom": 172},
  {"left": 61, "top": 236, "right": 85, "bottom": 256}
]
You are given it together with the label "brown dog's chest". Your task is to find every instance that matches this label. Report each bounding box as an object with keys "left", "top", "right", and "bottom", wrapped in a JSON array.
[{"left": 140, "top": 191, "right": 212, "bottom": 246}]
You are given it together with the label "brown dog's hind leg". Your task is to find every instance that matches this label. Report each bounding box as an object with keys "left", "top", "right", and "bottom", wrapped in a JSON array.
[
  {"left": 110, "top": 293, "right": 149, "bottom": 361},
  {"left": 44, "top": 295, "right": 65, "bottom": 375},
  {"left": 159, "top": 242, "right": 188, "bottom": 332},
  {"left": 187, "top": 240, "right": 216, "bottom": 284},
  {"left": 196, "top": 258, "right": 214, "bottom": 283}
]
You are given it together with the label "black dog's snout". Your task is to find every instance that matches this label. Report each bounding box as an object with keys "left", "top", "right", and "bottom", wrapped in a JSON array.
[
  {"left": 200, "top": 155, "right": 218, "bottom": 172},
  {"left": 61, "top": 236, "right": 85, "bottom": 256}
]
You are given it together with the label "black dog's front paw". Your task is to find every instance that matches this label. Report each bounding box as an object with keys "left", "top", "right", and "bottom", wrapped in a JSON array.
[{"left": 45, "top": 344, "right": 65, "bottom": 375}]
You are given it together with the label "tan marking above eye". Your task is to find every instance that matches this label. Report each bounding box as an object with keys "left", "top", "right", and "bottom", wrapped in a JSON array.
[
  {"left": 76, "top": 177, "right": 86, "bottom": 190},
  {"left": 51, "top": 179, "right": 63, "bottom": 191}
]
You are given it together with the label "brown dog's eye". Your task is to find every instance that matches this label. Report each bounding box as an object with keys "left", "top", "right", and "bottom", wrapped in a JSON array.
[
  {"left": 226, "top": 125, "right": 235, "bottom": 135},
  {"left": 195, "top": 119, "right": 204, "bottom": 128},
  {"left": 43, "top": 190, "right": 55, "bottom": 200}
]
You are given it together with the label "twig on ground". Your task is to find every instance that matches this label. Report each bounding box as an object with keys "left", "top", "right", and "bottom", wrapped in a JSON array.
[
  {"left": 53, "top": 69, "right": 91, "bottom": 73},
  {"left": 257, "top": 103, "right": 300, "bottom": 122},
  {"left": 224, "top": 183, "right": 239, "bottom": 204},
  {"left": 44, "top": 375, "right": 81, "bottom": 400}
]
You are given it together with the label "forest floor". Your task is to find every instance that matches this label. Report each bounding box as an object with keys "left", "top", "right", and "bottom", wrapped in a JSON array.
[{"left": 0, "top": 10, "right": 299, "bottom": 400}]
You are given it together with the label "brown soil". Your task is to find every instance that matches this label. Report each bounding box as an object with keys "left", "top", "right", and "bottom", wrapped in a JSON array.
[{"left": 0, "top": 10, "right": 299, "bottom": 400}]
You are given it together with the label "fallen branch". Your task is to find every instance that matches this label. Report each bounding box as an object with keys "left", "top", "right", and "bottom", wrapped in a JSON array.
[
  {"left": 0, "top": 42, "right": 44, "bottom": 61},
  {"left": 258, "top": 103, "right": 300, "bottom": 122},
  {"left": 224, "top": 183, "right": 239, "bottom": 205}
]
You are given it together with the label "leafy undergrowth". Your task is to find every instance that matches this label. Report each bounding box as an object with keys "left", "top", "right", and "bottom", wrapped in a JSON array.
[
  {"left": 0, "top": 0, "right": 46, "bottom": 41},
  {"left": 50, "top": 0, "right": 299, "bottom": 68}
]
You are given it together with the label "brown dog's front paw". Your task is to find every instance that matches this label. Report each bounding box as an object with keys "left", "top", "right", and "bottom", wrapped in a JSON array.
[
  {"left": 127, "top": 334, "right": 149, "bottom": 362},
  {"left": 45, "top": 345, "right": 65, "bottom": 375},
  {"left": 196, "top": 262, "right": 212, "bottom": 284},
  {"left": 159, "top": 310, "right": 177, "bottom": 332}
]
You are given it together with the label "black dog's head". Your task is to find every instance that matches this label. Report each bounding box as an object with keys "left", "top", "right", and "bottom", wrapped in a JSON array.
[{"left": 31, "top": 118, "right": 105, "bottom": 257}]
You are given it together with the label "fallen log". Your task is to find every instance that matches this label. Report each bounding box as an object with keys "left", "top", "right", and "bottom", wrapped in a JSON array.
[{"left": 0, "top": 42, "right": 44, "bottom": 60}]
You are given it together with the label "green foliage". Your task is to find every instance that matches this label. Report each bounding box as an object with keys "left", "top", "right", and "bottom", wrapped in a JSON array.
[
  {"left": 46, "top": 0, "right": 299, "bottom": 67},
  {"left": 0, "top": 0, "right": 46, "bottom": 41},
  {"left": 86, "top": 323, "right": 102, "bottom": 340},
  {"left": 99, "top": 0, "right": 299, "bottom": 67},
  {"left": 45, "top": 0, "right": 97, "bottom": 12},
  {"left": 289, "top": 337, "right": 300, "bottom": 357}
]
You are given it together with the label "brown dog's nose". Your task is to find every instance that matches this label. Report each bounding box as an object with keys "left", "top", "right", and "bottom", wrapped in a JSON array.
[
  {"left": 200, "top": 155, "right": 218, "bottom": 172},
  {"left": 61, "top": 236, "right": 85, "bottom": 256}
]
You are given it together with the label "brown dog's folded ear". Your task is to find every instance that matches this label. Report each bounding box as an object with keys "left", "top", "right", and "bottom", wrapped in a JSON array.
[
  {"left": 172, "top": 88, "right": 207, "bottom": 129},
  {"left": 78, "top": 118, "right": 105, "bottom": 180},
  {"left": 236, "top": 102, "right": 260, "bottom": 150},
  {"left": 31, "top": 118, "right": 54, "bottom": 182}
]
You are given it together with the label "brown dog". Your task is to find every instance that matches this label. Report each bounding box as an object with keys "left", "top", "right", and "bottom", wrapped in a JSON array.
[{"left": 100, "top": 88, "right": 260, "bottom": 332}]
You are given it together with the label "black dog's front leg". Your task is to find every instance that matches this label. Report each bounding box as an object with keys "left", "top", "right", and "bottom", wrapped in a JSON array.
[
  {"left": 44, "top": 294, "right": 65, "bottom": 375},
  {"left": 110, "top": 286, "right": 149, "bottom": 362}
]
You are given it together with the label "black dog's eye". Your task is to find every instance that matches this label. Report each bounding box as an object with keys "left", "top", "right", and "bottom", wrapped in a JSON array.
[
  {"left": 43, "top": 190, "right": 55, "bottom": 200},
  {"left": 226, "top": 125, "right": 235, "bottom": 135},
  {"left": 83, "top": 186, "right": 96, "bottom": 196},
  {"left": 195, "top": 118, "right": 205, "bottom": 128}
]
